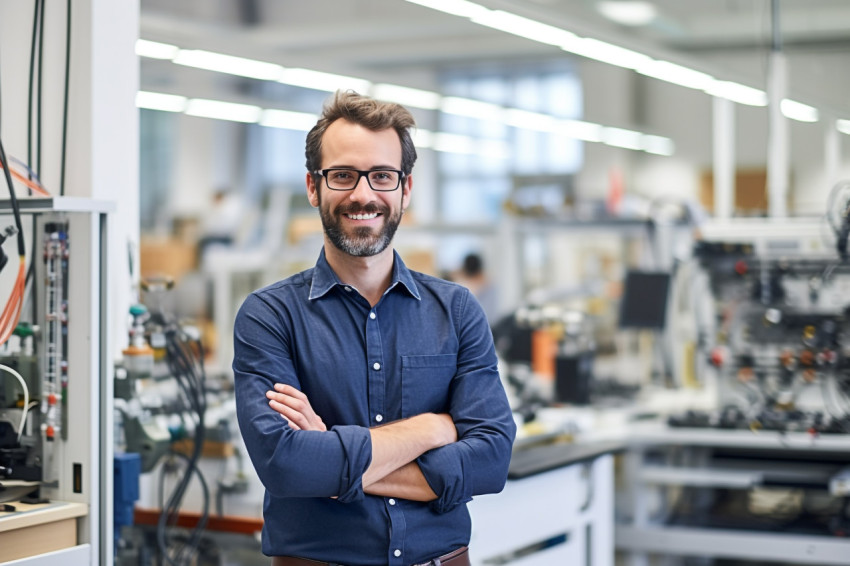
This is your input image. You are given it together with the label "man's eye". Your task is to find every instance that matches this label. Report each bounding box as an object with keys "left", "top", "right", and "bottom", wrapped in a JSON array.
[
  {"left": 331, "top": 171, "right": 355, "bottom": 181},
  {"left": 371, "top": 171, "right": 399, "bottom": 183}
]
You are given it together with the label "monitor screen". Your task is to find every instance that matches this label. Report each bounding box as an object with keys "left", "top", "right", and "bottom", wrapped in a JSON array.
[{"left": 618, "top": 270, "right": 671, "bottom": 330}]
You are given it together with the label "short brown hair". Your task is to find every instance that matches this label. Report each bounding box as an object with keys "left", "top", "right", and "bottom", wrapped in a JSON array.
[{"left": 305, "top": 90, "right": 417, "bottom": 177}]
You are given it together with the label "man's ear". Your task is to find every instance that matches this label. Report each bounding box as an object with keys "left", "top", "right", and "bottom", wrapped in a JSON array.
[
  {"left": 401, "top": 174, "right": 412, "bottom": 212},
  {"left": 306, "top": 171, "right": 319, "bottom": 208}
]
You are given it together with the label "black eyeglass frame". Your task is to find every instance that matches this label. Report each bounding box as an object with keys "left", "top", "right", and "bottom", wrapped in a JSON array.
[{"left": 312, "top": 168, "right": 405, "bottom": 192}]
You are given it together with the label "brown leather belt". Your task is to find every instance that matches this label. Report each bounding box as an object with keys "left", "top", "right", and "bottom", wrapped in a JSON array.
[{"left": 271, "top": 545, "right": 469, "bottom": 566}]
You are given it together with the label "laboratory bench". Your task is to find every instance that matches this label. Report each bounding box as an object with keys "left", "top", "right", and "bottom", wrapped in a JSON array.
[{"left": 491, "top": 386, "right": 850, "bottom": 566}]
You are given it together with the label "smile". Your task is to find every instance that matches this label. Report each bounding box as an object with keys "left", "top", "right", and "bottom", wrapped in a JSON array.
[{"left": 346, "top": 213, "right": 379, "bottom": 220}]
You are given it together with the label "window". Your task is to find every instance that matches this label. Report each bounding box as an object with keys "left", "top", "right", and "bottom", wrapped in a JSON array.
[{"left": 436, "top": 63, "right": 583, "bottom": 270}]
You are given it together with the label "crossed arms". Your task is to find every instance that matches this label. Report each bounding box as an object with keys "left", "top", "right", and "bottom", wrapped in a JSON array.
[
  {"left": 266, "top": 383, "right": 456, "bottom": 501},
  {"left": 233, "top": 290, "right": 516, "bottom": 509}
]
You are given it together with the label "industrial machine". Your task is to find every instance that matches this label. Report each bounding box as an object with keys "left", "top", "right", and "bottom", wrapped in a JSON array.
[
  {"left": 673, "top": 233, "right": 850, "bottom": 435},
  {"left": 616, "top": 188, "right": 850, "bottom": 565},
  {"left": 0, "top": 219, "right": 68, "bottom": 485},
  {"left": 0, "top": 198, "right": 112, "bottom": 565},
  {"left": 112, "top": 278, "right": 256, "bottom": 566}
]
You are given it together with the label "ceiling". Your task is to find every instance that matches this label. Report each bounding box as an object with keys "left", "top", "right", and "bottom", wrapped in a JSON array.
[{"left": 138, "top": 0, "right": 850, "bottom": 116}]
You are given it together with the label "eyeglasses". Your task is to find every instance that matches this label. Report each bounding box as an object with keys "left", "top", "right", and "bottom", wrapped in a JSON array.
[{"left": 313, "top": 168, "right": 404, "bottom": 192}]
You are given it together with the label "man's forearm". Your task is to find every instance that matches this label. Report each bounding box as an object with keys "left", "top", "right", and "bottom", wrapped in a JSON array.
[
  {"left": 362, "top": 413, "right": 456, "bottom": 488},
  {"left": 363, "top": 461, "right": 437, "bottom": 501}
]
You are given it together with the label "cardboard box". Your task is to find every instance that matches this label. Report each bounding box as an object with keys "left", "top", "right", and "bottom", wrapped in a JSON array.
[{"left": 140, "top": 236, "right": 198, "bottom": 283}]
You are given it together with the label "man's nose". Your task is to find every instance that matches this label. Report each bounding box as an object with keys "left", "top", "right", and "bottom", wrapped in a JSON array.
[{"left": 348, "top": 174, "right": 374, "bottom": 201}]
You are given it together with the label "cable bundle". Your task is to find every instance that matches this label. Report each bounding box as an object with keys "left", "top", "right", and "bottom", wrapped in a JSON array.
[
  {"left": 0, "top": 0, "right": 73, "bottom": 347},
  {"left": 156, "top": 323, "right": 209, "bottom": 566},
  {"left": 25, "top": 0, "right": 71, "bottom": 197}
]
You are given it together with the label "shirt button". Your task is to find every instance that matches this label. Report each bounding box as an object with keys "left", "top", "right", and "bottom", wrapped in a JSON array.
[
  {"left": 375, "top": 414, "right": 383, "bottom": 422},
  {"left": 389, "top": 498, "right": 396, "bottom": 505},
  {"left": 369, "top": 312, "right": 376, "bottom": 319},
  {"left": 344, "top": 286, "right": 352, "bottom": 292},
  {"left": 394, "top": 549, "right": 401, "bottom": 557},
  {"left": 373, "top": 362, "right": 381, "bottom": 370}
]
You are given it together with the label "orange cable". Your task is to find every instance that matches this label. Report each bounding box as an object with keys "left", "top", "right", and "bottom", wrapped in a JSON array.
[
  {"left": 0, "top": 258, "right": 26, "bottom": 346},
  {"left": 0, "top": 162, "right": 51, "bottom": 197},
  {"left": 0, "top": 263, "right": 23, "bottom": 334}
]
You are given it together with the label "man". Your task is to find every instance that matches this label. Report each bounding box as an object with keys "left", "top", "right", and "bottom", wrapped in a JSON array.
[{"left": 233, "top": 91, "right": 516, "bottom": 566}]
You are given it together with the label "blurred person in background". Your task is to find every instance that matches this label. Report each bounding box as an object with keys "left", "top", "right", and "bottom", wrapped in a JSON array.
[
  {"left": 453, "top": 252, "right": 498, "bottom": 324},
  {"left": 198, "top": 187, "right": 245, "bottom": 264}
]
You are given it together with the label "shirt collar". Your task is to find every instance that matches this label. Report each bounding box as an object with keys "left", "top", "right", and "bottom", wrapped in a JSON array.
[{"left": 309, "top": 248, "right": 421, "bottom": 301}]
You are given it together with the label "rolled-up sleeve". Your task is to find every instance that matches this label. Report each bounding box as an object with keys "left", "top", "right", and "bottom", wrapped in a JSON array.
[
  {"left": 416, "top": 293, "right": 516, "bottom": 513},
  {"left": 233, "top": 293, "right": 372, "bottom": 502}
]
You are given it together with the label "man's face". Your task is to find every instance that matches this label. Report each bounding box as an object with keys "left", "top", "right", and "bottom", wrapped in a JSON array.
[{"left": 307, "top": 119, "right": 412, "bottom": 258}]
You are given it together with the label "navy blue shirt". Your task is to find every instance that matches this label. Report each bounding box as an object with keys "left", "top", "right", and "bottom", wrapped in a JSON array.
[{"left": 233, "top": 249, "right": 516, "bottom": 565}]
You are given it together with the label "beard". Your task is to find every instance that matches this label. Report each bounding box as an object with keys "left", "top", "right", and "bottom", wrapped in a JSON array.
[{"left": 319, "top": 197, "right": 404, "bottom": 257}]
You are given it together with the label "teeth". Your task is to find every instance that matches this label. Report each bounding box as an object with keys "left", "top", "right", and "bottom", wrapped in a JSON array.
[{"left": 348, "top": 213, "right": 378, "bottom": 220}]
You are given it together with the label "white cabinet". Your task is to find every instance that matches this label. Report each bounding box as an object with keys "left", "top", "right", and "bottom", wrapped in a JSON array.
[{"left": 468, "top": 453, "right": 614, "bottom": 566}]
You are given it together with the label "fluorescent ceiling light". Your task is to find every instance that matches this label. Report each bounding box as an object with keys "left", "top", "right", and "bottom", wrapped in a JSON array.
[
  {"left": 136, "top": 91, "right": 187, "bottom": 112},
  {"left": 490, "top": 109, "right": 608, "bottom": 144},
  {"left": 433, "top": 132, "right": 478, "bottom": 154},
  {"left": 781, "top": 99, "right": 819, "bottom": 123},
  {"left": 430, "top": 133, "right": 508, "bottom": 158},
  {"left": 279, "top": 68, "right": 371, "bottom": 93},
  {"left": 397, "top": 5, "right": 824, "bottom": 120},
  {"left": 174, "top": 50, "right": 283, "bottom": 81},
  {"left": 838, "top": 119, "right": 850, "bottom": 135},
  {"left": 505, "top": 109, "right": 559, "bottom": 132},
  {"left": 403, "top": 0, "right": 488, "bottom": 19},
  {"left": 185, "top": 99, "right": 262, "bottom": 123},
  {"left": 642, "top": 134, "right": 675, "bottom": 156},
  {"left": 603, "top": 127, "right": 643, "bottom": 150},
  {"left": 561, "top": 119, "right": 604, "bottom": 143},
  {"left": 705, "top": 81, "right": 767, "bottom": 106},
  {"left": 472, "top": 10, "right": 578, "bottom": 46},
  {"left": 565, "top": 38, "right": 651, "bottom": 70},
  {"left": 136, "top": 90, "right": 186, "bottom": 112},
  {"left": 372, "top": 84, "right": 442, "bottom": 109},
  {"left": 637, "top": 59, "right": 714, "bottom": 90},
  {"left": 260, "top": 109, "right": 318, "bottom": 131},
  {"left": 135, "top": 39, "right": 178, "bottom": 60},
  {"left": 440, "top": 96, "right": 505, "bottom": 121},
  {"left": 596, "top": 1, "right": 658, "bottom": 26}
]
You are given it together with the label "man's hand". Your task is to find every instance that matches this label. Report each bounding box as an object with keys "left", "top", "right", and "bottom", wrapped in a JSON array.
[
  {"left": 266, "top": 383, "right": 327, "bottom": 431},
  {"left": 428, "top": 413, "right": 458, "bottom": 447}
]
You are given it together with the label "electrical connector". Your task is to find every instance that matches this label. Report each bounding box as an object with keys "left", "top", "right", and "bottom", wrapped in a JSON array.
[
  {"left": 0, "top": 225, "right": 17, "bottom": 241},
  {"left": 0, "top": 225, "right": 17, "bottom": 274}
]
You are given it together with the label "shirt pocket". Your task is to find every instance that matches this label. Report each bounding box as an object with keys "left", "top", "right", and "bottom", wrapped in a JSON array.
[{"left": 401, "top": 353, "right": 457, "bottom": 419}]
